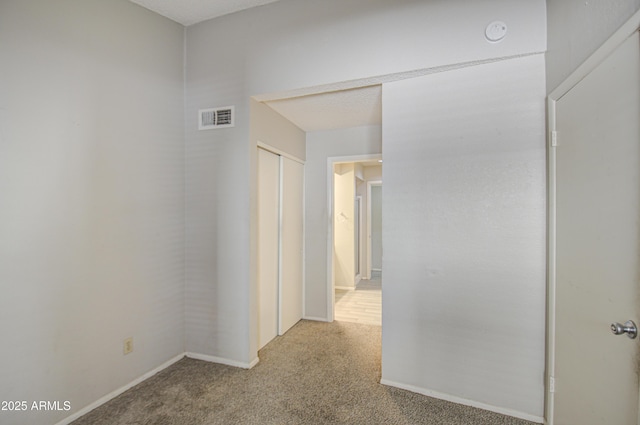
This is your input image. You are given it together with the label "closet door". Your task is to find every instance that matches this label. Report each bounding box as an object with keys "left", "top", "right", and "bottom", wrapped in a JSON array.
[
  {"left": 258, "top": 148, "right": 279, "bottom": 349},
  {"left": 279, "top": 157, "right": 303, "bottom": 335}
]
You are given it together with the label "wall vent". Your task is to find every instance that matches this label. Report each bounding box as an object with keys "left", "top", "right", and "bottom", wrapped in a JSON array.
[{"left": 198, "top": 106, "right": 235, "bottom": 130}]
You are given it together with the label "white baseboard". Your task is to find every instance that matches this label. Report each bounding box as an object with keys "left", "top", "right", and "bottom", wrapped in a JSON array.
[
  {"left": 185, "top": 352, "right": 259, "bottom": 369},
  {"left": 335, "top": 285, "right": 355, "bottom": 291},
  {"left": 55, "top": 353, "right": 185, "bottom": 425},
  {"left": 379, "top": 379, "right": 544, "bottom": 424},
  {"left": 55, "top": 351, "right": 263, "bottom": 425},
  {"left": 303, "top": 315, "right": 331, "bottom": 322}
]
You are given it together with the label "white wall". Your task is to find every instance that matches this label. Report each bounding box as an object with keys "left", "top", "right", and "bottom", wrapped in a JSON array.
[
  {"left": 251, "top": 99, "right": 306, "bottom": 161},
  {"left": 304, "top": 126, "right": 382, "bottom": 319},
  {"left": 334, "top": 164, "right": 356, "bottom": 288},
  {"left": 0, "top": 1, "right": 185, "bottom": 424},
  {"left": 381, "top": 54, "right": 546, "bottom": 420},
  {"left": 185, "top": 0, "right": 546, "bottom": 365},
  {"left": 364, "top": 165, "right": 382, "bottom": 182},
  {"left": 546, "top": 0, "right": 640, "bottom": 93}
]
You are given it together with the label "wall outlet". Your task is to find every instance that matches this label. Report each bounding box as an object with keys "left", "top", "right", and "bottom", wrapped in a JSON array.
[{"left": 123, "top": 337, "right": 133, "bottom": 355}]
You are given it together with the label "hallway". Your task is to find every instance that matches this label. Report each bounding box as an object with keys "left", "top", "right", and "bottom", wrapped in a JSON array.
[{"left": 335, "top": 273, "right": 381, "bottom": 326}]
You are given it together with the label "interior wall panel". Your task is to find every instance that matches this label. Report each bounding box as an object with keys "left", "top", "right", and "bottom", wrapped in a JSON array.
[
  {"left": 0, "top": 1, "right": 185, "bottom": 424},
  {"left": 381, "top": 54, "right": 546, "bottom": 420}
]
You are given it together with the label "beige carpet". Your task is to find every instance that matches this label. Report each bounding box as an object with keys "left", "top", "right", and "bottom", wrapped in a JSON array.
[{"left": 71, "top": 320, "right": 536, "bottom": 425}]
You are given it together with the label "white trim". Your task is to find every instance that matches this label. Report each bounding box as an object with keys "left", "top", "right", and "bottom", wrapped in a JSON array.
[
  {"left": 549, "top": 18, "right": 640, "bottom": 101},
  {"left": 367, "top": 181, "right": 382, "bottom": 279},
  {"left": 330, "top": 154, "right": 382, "bottom": 165},
  {"left": 326, "top": 154, "right": 382, "bottom": 322},
  {"left": 335, "top": 285, "right": 356, "bottom": 291},
  {"left": 277, "top": 155, "right": 284, "bottom": 335},
  {"left": 257, "top": 141, "right": 305, "bottom": 165},
  {"left": 380, "top": 379, "right": 544, "bottom": 424},
  {"left": 301, "top": 162, "right": 307, "bottom": 322},
  {"left": 355, "top": 194, "right": 363, "bottom": 285},
  {"left": 302, "top": 315, "right": 331, "bottom": 322},
  {"left": 254, "top": 52, "right": 545, "bottom": 103},
  {"left": 54, "top": 354, "right": 185, "bottom": 425},
  {"left": 545, "top": 97, "right": 557, "bottom": 425},
  {"left": 327, "top": 158, "right": 334, "bottom": 322},
  {"left": 545, "top": 10, "right": 640, "bottom": 425},
  {"left": 186, "top": 352, "right": 260, "bottom": 369}
]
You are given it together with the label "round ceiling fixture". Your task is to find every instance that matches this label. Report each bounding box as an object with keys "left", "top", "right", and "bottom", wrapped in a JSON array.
[{"left": 485, "top": 21, "right": 507, "bottom": 43}]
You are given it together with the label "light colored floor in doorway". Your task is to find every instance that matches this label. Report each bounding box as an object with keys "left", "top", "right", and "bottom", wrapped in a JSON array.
[{"left": 335, "top": 273, "right": 381, "bottom": 326}]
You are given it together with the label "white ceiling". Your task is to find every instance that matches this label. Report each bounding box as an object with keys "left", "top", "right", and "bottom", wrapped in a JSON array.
[
  {"left": 128, "top": 0, "right": 284, "bottom": 26},
  {"left": 128, "top": 0, "right": 382, "bottom": 132},
  {"left": 265, "top": 85, "right": 382, "bottom": 132}
]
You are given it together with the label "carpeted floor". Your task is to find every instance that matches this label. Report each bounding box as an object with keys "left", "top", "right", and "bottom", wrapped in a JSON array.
[{"left": 71, "top": 320, "right": 537, "bottom": 425}]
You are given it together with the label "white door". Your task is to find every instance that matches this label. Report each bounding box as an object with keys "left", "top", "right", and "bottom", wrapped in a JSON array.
[
  {"left": 258, "top": 148, "right": 279, "bottom": 349},
  {"left": 258, "top": 149, "right": 304, "bottom": 347},
  {"left": 552, "top": 31, "right": 640, "bottom": 424},
  {"left": 279, "top": 157, "right": 303, "bottom": 335}
]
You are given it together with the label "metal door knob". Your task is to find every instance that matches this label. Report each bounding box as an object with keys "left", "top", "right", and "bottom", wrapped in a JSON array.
[{"left": 610, "top": 320, "right": 637, "bottom": 339}]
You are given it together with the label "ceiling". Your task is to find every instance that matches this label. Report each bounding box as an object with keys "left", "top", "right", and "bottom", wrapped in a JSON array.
[
  {"left": 265, "top": 85, "right": 382, "bottom": 132},
  {"left": 128, "top": 0, "right": 284, "bottom": 26},
  {"left": 128, "top": 0, "right": 382, "bottom": 132}
]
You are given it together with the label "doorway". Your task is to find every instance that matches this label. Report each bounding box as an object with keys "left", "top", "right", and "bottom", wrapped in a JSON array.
[{"left": 330, "top": 157, "right": 382, "bottom": 325}]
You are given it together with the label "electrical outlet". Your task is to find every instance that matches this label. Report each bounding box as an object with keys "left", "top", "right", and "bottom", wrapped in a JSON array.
[{"left": 123, "top": 337, "right": 133, "bottom": 355}]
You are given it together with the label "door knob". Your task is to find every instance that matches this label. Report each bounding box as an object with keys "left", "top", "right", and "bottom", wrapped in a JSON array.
[{"left": 610, "top": 320, "right": 637, "bottom": 339}]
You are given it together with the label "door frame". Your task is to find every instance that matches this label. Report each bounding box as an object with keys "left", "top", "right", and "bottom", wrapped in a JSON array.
[
  {"left": 366, "top": 180, "right": 382, "bottom": 280},
  {"left": 326, "top": 154, "right": 382, "bottom": 321},
  {"left": 545, "top": 12, "right": 640, "bottom": 424},
  {"left": 355, "top": 194, "right": 363, "bottom": 284}
]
